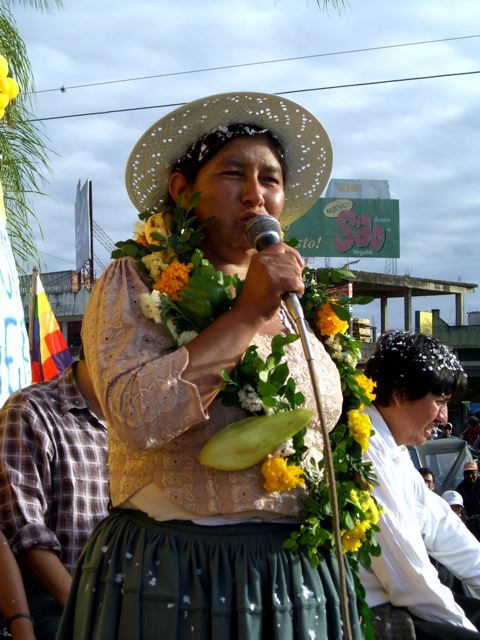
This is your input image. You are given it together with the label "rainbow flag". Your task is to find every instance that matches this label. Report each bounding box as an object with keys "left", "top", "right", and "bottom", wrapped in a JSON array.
[{"left": 30, "top": 273, "right": 72, "bottom": 382}]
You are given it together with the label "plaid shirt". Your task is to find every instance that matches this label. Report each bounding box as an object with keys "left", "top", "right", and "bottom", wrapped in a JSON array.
[{"left": 0, "top": 365, "right": 109, "bottom": 574}]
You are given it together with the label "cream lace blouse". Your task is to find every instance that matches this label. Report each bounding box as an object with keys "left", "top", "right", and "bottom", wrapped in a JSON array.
[{"left": 82, "top": 257, "right": 342, "bottom": 517}]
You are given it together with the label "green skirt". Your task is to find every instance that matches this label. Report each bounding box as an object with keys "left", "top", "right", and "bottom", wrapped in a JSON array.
[{"left": 56, "top": 509, "right": 361, "bottom": 640}]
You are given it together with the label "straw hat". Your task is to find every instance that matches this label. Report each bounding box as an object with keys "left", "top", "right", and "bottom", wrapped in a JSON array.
[
  {"left": 441, "top": 490, "right": 464, "bottom": 507},
  {"left": 125, "top": 92, "right": 332, "bottom": 227},
  {"left": 464, "top": 460, "right": 478, "bottom": 472}
]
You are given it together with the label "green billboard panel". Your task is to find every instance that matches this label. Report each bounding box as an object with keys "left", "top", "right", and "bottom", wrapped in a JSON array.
[{"left": 285, "top": 198, "right": 400, "bottom": 258}]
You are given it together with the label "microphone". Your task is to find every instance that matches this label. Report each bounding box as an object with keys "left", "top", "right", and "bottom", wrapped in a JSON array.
[
  {"left": 245, "top": 215, "right": 305, "bottom": 321},
  {"left": 245, "top": 214, "right": 283, "bottom": 250}
]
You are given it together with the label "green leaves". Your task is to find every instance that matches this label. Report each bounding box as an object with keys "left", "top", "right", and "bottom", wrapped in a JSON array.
[
  {"left": 220, "top": 333, "right": 304, "bottom": 414},
  {"left": 176, "top": 251, "right": 241, "bottom": 330},
  {"left": 111, "top": 239, "right": 149, "bottom": 260},
  {"left": 118, "top": 193, "right": 210, "bottom": 264},
  {"left": 0, "top": 4, "right": 60, "bottom": 270}
]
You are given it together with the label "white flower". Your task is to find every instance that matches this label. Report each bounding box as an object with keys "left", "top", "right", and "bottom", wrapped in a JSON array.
[
  {"left": 238, "top": 384, "right": 264, "bottom": 413},
  {"left": 141, "top": 252, "right": 168, "bottom": 280},
  {"left": 324, "top": 336, "right": 342, "bottom": 357},
  {"left": 339, "top": 351, "right": 357, "bottom": 367},
  {"left": 347, "top": 352, "right": 359, "bottom": 367},
  {"left": 272, "top": 438, "right": 296, "bottom": 457},
  {"left": 140, "top": 291, "right": 162, "bottom": 324},
  {"left": 133, "top": 220, "right": 146, "bottom": 241}
]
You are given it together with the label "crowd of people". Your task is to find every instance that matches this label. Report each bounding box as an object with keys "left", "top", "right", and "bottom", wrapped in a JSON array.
[
  {"left": 423, "top": 409, "right": 480, "bottom": 522},
  {"left": 1, "top": 91, "right": 480, "bottom": 639}
]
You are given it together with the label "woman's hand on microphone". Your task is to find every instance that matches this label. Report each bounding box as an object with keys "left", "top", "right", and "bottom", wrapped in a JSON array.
[{"left": 236, "top": 243, "right": 305, "bottom": 321}]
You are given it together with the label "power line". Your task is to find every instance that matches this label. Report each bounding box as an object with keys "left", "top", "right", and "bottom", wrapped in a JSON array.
[
  {"left": 37, "top": 251, "right": 75, "bottom": 265},
  {"left": 92, "top": 220, "right": 116, "bottom": 253},
  {"left": 33, "top": 34, "right": 480, "bottom": 95},
  {"left": 279, "top": 69, "right": 479, "bottom": 97},
  {"left": 26, "top": 69, "right": 480, "bottom": 123}
]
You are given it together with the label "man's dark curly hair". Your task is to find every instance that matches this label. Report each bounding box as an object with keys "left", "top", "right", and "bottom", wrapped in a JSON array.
[{"left": 365, "top": 331, "right": 467, "bottom": 407}]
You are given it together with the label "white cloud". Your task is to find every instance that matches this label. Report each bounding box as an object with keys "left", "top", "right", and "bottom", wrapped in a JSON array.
[{"left": 11, "top": 0, "right": 480, "bottom": 326}]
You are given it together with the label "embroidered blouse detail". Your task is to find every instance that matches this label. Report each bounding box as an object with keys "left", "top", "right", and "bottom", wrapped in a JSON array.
[{"left": 83, "top": 257, "right": 342, "bottom": 514}]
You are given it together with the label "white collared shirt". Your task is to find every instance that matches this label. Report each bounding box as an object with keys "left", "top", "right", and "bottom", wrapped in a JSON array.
[{"left": 360, "top": 405, "right": 480, "bottom": 629}]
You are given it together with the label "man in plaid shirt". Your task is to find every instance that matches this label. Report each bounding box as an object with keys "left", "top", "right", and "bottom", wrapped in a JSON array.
[{"left": 0, "top": 352, "right": 109, "bottom": 640}]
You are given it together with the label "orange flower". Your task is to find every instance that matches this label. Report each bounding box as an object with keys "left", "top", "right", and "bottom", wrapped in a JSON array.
[
  {"left": 315, "top": 302, "right": 348, "bottom": 336},
  {"left": 153, "top": 260, "right": 192, "bottom": 301}
]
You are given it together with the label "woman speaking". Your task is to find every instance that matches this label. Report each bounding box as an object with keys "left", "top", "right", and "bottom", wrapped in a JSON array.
[{"left": 57, "top": 92, "right": 362, "bottom": 640}]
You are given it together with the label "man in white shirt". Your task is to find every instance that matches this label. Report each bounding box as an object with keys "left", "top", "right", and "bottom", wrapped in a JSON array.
[{"left": 361, "top": 330, "right": 480, "bottom": 640}]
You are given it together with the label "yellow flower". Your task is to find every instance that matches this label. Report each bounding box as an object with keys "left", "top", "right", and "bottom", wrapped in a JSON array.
[
  {"left": 342, "top": 521, "right": 370, "bottom": 554},
  {"left": 261, "top": 456, "right": 305, "bottom": 493},
  {"left": 341, "top": 488, "right": 381, "bottom": 553},
  {"left": 4, "top": 77, "right": 19, "bottom": 101},
  {"left": 315, "top": 302, "right": 349, "bottom": 336},
  {"left": 144, "top": 211, "right": 173, "bottom": 244},
  {"left": 354, "top": 373, "right": 377, "bottom": 409},
  {"left": 347, "top": 410, "right": 372, "bottom": 453},
  {"left": 0, "top": 57, "right": 19, "bottom": 120},
  {"left": 0, "top": 55, "right": 8, "bottom": 78},
  {"left": 153, "top": 260, "right": 192, "bottom": 301},
  {"left": 350, "top": 488, "right": 381, "bottom": 526}
]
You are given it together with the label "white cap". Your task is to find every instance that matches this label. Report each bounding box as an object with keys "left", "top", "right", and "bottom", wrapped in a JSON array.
[{"left": 441, "top": 490, "right": 464, "bottom": 507}]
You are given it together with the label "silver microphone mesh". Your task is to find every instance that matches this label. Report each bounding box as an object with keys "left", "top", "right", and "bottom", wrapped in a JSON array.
[{"left": 245, "top": 215, "right": 282, "bottom": 248}]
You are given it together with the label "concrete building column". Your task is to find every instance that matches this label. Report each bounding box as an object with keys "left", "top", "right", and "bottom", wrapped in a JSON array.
[
  {"left": 380, "top": 296, "right": 388, "bottom": 334},
  {"left": 61, "top": 320, "right": 69, "bottom": 342},
  {"left": 404, "top": 289, "right": 412, "bottom": 331},
  {"left": 455, "top": 293, "right": 464, "bottom": 326}
]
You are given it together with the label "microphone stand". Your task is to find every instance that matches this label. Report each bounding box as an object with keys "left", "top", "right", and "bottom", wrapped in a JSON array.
[
  {"left": 246, "top": 214, "right": 353, "bottom": 639},
  {"left": 285, "top": 293, "right": 353, "bottom": 640}
]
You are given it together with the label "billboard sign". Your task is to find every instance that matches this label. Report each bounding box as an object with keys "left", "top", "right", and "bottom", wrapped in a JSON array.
[
  {"left": 75, "top": 179, "right": 90, "bottom": 271},
  {"left": 285, "top": 197, "right": 400, "bottom": 259},
  {"left": 415, "top": 311, "right": 433, "bottom": 336}
]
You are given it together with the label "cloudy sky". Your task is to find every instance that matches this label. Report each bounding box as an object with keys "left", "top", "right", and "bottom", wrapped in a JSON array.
[{"left": 13, "top": 0, "right": 480, "bottom": 329}]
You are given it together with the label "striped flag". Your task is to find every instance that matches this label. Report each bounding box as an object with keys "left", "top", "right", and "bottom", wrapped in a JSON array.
[{"left": 30, "top": 272, "right": 72, "bottom": 382}]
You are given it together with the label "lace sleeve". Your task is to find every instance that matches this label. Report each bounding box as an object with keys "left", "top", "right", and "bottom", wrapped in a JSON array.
[{"left": 82, "top": 258, "right": 207, "bottom": 450}]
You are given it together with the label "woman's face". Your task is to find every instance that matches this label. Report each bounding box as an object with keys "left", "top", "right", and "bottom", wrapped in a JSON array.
[{"left": 176, "top": 136, "right": 286, "bottom": 268}]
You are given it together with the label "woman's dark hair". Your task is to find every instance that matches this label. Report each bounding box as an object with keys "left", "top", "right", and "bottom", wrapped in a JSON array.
[
  {"left": 365, "top": 330, "right": 467, "bottom": 407},
  {"left": 165, "top": 123, "right": 287, "bottom": 207}
]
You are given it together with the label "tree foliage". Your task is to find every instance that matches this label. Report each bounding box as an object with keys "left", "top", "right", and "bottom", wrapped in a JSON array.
[
  {"left": 315, "top": 0, "right": 348, "bottom": 10},
  {"left": 2, "top": 1, "right": 62, "bottom": 12},
  {"left": 0, "top": 1, "right": 62, "bottom": 270}
]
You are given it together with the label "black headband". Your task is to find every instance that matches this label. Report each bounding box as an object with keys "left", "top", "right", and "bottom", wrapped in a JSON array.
[{"left": 172, "top": 123, "right": 286, "bottom": 180}]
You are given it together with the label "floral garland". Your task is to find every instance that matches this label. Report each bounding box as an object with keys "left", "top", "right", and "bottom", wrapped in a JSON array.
[{"left": 112, "top": 199, "right": 382, "bottom": 638}]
